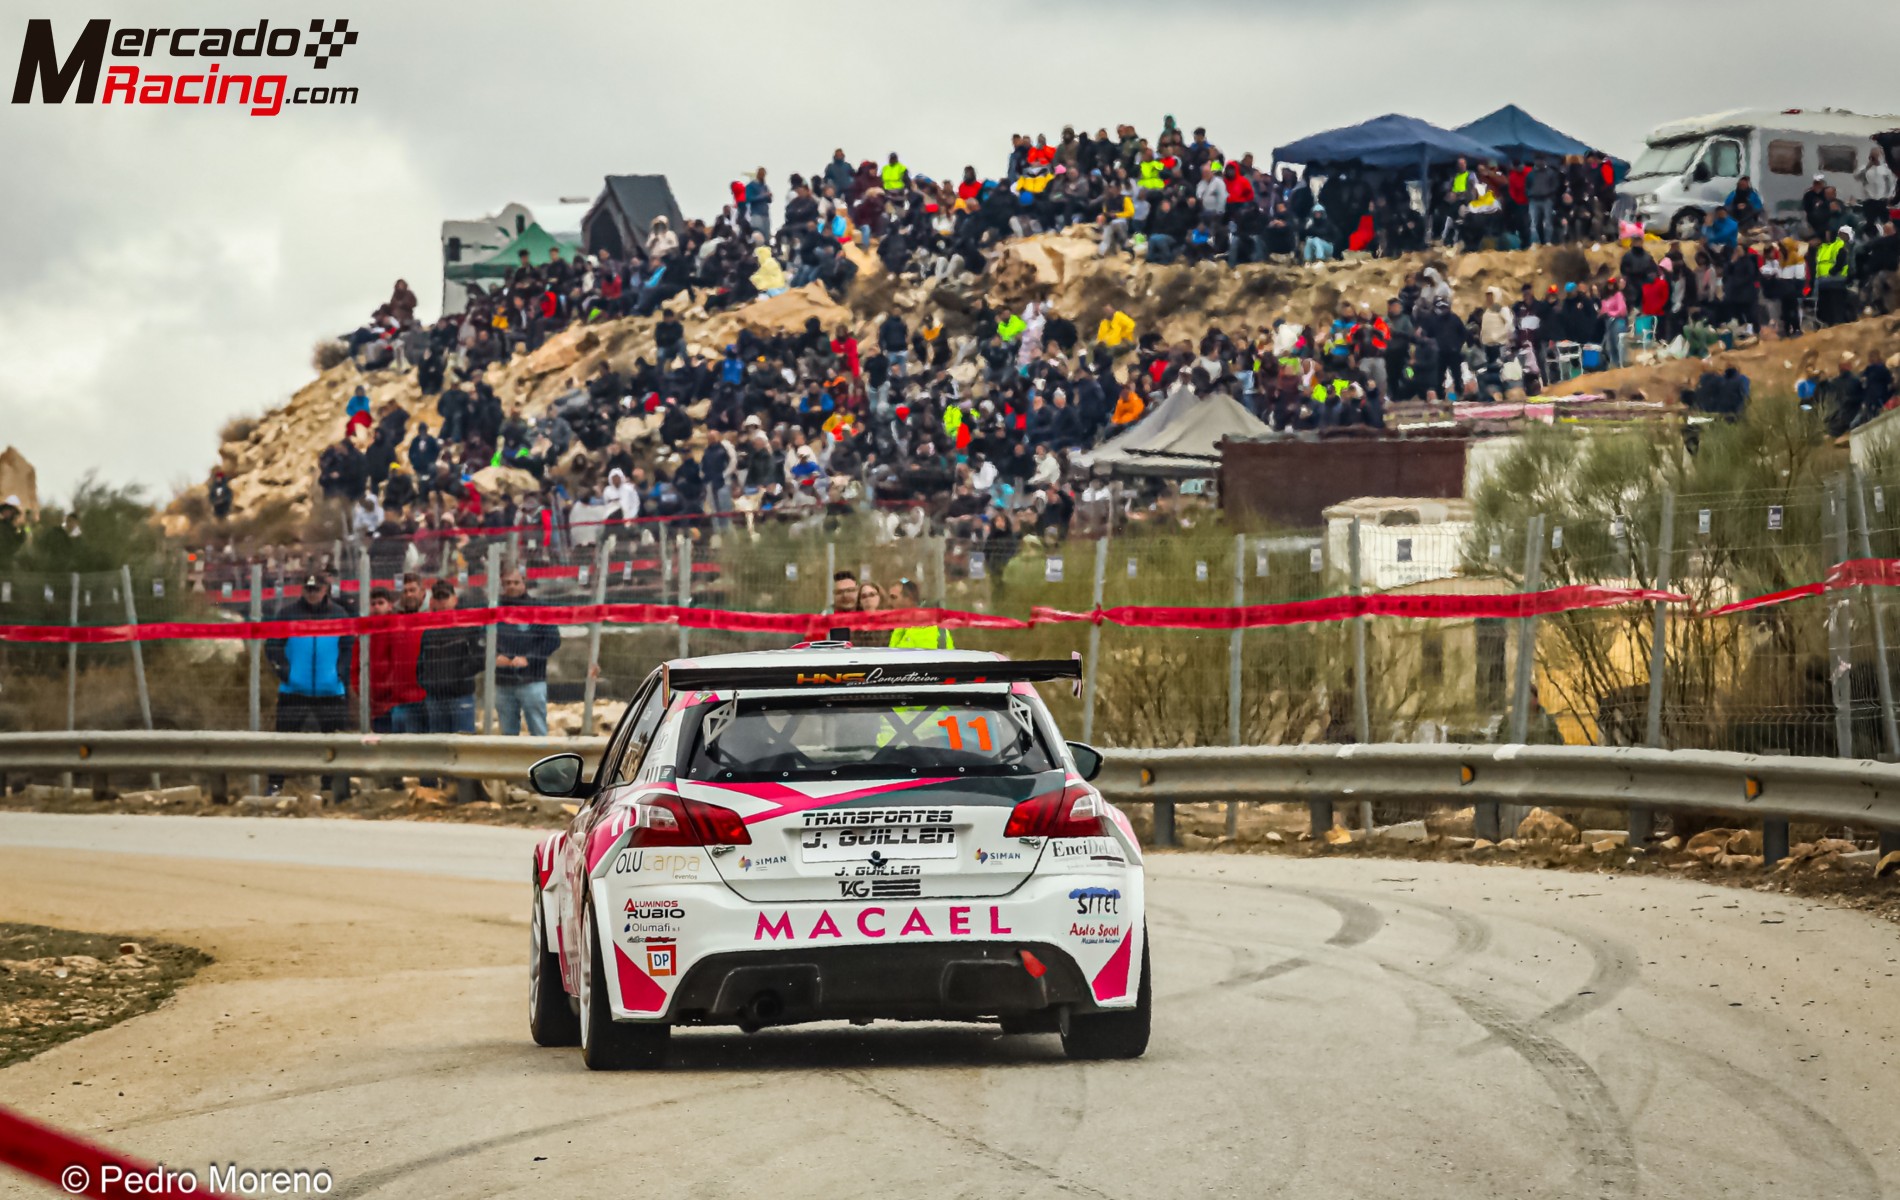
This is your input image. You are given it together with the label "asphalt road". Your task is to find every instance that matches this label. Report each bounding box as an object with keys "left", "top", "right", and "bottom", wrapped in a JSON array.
[{"left": 1, "top": 813, "right": 1895, "bottom": 1199}]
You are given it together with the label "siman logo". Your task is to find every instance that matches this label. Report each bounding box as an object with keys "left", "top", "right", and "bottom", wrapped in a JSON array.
[{"left": 12, "top": 18, "right": 362, "bottom": 116}]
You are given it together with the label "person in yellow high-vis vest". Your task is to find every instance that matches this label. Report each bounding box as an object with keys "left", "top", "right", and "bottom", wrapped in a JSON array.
[
  {"left": 1813, "top": 233, "right": 1851, "bottom": 325},
  {"left": 888, "top": 578, "right": 954, "bottom": 649},
  {"left": 881, "top": 153, "right": 908, "bottom": 193}
]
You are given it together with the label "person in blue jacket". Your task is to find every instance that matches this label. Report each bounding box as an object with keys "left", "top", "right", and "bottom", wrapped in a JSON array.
[{"left": 263, "top": 572, "right": 353, "bottom": 794}]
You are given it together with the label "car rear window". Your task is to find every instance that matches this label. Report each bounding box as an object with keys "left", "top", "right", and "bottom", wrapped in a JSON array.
[{"left": 683, "top": 694, "right": 1055, "bottom": 781}]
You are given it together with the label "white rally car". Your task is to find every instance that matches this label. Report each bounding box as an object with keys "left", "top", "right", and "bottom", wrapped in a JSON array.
[{"left": 525, "top": 646, "right": 1149, "bottom": 1069}]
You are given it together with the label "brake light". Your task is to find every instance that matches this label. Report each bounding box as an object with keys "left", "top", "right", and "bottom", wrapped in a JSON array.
[
  {"left": 629, "top": 796, "right": 752, "bottom": 847},
  {"left": 1004, "top": 786, "right": 1108, "bottom": 839}
]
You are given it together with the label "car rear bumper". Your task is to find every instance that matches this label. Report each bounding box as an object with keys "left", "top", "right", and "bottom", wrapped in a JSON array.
[
  {"left": 592, "top": 869, "right": 1144, "bottom": 1024},
  {"left": 669, "top": 941, "right": 1093, "bottom": 1026}
]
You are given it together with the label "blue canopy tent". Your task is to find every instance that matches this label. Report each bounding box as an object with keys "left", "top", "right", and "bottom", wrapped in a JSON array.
[
  {"left": 1455, "top": 105, "right": 1624, "bottom": 170},
  {"left": 1272, "top": 113, "right": 1504, "bottom": 175}
]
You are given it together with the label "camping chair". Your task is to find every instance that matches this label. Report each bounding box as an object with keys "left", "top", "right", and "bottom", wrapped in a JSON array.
[
  {"left": 1546, "top": 341, "right": 1584, "bottom": 382},
  {"left": 1798, "top": 294, "right": 1821, "bottom": 334},
  {"left": 1623, "top": 316, "right": 1657, "bottom": 362}
]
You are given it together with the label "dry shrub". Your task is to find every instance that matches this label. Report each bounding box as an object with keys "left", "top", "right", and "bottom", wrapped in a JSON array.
[
  {"left": 311, "top": 339, "right": 350, "bottom": 373},
  {"left": 218, "top": 414, "right": 259, "bottom": 444}
]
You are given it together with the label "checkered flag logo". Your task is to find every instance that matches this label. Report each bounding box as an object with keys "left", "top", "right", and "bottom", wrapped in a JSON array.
[{"left": 304, "top": 18, "right": 357, "bottom": 69}]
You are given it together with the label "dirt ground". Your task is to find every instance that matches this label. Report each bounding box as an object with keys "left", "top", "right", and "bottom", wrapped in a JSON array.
[{"left": 0, "top": 923, "right": 210, "bottom": 1068}]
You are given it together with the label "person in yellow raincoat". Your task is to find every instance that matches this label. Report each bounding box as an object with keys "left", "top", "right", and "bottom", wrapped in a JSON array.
[{"left": 750, "top": 245, "right": 788, "bottom": 296}]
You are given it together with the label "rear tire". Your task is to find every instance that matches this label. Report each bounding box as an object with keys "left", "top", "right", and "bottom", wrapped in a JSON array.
[
  {"left": 579, "top": 899, "right": 670, "bottom": 1071},
  {"left": 1061, "top": 933, "right": 1151, "bottom": 1061},
  {"left": 529, "top": 878, "right": 579, "bottom": 1047}
]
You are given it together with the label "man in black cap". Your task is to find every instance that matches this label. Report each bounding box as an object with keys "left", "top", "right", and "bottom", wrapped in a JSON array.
[{"left": 263, "top": 572, "right": 353, "bottom": 795}]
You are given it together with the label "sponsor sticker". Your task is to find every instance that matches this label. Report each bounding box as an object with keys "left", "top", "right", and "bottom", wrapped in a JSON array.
[
  {"left": 1070, "top": 886, "right": 1122, "bottom": 915},
  {"left": 839, "top": 879, "right": 922, "bottom": 899},
  {"left": 1070, "top": 922, "right": 1124, "bottom": 945},
  {"left": 801, "top": 826, "right": 955, "bottom": 861},
  {"left": 973, "top": 847, "right": 1025, "bottom": 864},
  {"left": 1050, "top": 837, "right": 1125, "bottom": 864},
  {"left": 754, "top": 904, "right": 1014, "bottom": 942},
  {"left": 645, "top": 941, "right": 678, "bottom": 977},
  {"left": 611, "top": 849, "right": 702, "bottom": 879}
]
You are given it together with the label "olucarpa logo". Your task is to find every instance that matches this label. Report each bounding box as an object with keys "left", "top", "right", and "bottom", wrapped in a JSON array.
[{"left": 12, "top": 18, "right": 362, "bottom": 117}]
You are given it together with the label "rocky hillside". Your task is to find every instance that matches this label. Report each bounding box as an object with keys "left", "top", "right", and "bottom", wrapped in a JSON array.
[{"left": 171, "top": 229, "right": 1895, "bottom": 535}]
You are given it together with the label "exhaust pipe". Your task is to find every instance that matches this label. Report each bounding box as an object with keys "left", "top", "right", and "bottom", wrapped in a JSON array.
[{"left": 736, "top": 991, "right": 784, "bottom": 1032}]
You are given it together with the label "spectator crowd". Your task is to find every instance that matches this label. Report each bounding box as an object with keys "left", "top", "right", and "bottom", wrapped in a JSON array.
[{"left": 216, "top": 118, "right": 1900, "bottom": 578}]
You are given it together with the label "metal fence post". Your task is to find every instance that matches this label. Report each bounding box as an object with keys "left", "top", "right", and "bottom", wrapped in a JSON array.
[
  {"left": 1484, "top": 515, "right": 1544, "bottom": 842},
  {"left": 1349, "top": 518, "right": 1373, "bottom": 831},
  {"left": 1850, "top": 467, "right": 1900, "bottom": 758},
  {"left": 580, "top": 534, "right": 616, "bottom": 736},
  {"left": 1082, "top": 535, "right": 1107, "bottom": 744},
  {"left": 1308, "top": 797, "right": 1335, "bottom": 840},
  {"left": 1825, "top": 478, "right": 1854, "bottom": 758},
  {"left": 677, "top": 535, "right": 693, "bottom": 659},
  {"left": 481, "top": 543, "right": 501, "bottom": 735},
  {"left": 1633, "top": 491, "right": 1676, "bottom": 845},
  {"left": 355, "top": 555, "right": 371, "bottom": 733},
  {"left": 660, "top": 527, "right": 673, "bottom": 598},
  {"left": 1509, "top": 515, "right": 1546, "bottom": 742},
  {"left": 119, "top": 565, "right": 159, "bottom": 791},
  {"left": 1226, "top": 533, "right": 1245, "bottom": 839},
  {"left": 824, "top": 541, "right": 837, "bottom": 614},
  {"left": 248, "top": 563, "right": 263, "bottom": 798},
  {"left": 63, "top": 573, "right": 78, "bottom": 799}
]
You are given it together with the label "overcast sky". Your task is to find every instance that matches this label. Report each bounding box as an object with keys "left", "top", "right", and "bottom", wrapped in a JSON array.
[{"left": 3, "top": 0, "right": 1897, "bottom": 504}]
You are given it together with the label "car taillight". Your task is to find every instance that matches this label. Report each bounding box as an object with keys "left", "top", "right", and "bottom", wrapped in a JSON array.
[
  {"left": 630, "top": 796, "right": 752, "bottom": 847},
  {"left": 1004, "top": 787, "right": 1108, "bottom": 839}
]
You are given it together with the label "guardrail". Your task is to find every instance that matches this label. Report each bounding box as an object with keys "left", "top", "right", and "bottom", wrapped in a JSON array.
[
  {"left": 2, "top": 733, "right": 1896, "bottom": 860},
  {"left": 1098, "top": 743, "right": 1900, "bottom": 854},
  {"left": 0, "top": 731, "right": 606, "bottom": 787}
]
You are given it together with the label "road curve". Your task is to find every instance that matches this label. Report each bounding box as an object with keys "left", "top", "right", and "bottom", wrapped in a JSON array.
[{"left": 1, "top": 813, "right": 1895, "bottom": 1199}]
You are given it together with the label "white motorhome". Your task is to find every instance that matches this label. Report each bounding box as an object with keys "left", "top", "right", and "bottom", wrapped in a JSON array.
[{"left": 1618, "top": 108, "right": 1900, "bottom": 237}]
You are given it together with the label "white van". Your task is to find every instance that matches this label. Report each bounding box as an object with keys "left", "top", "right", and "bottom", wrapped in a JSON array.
[{"left": 1618, "top": 108, "right": 1900, "bottom": 237}]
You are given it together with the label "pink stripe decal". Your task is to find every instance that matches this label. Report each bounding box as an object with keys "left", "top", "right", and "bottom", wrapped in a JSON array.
[
  {"left": 1091, "top": 928, "right": 1134, "bottom": 1002},
  {"left": 613, "top": 943, "right": 668, "bottom": 1013},
  {"left": 723, "top": 777, "right": 963, "bottom": 825}
]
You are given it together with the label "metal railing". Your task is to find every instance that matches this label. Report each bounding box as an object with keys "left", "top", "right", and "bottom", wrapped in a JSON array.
[{"left": 4, "top": 731, "right": 1896, "bottom": 862}]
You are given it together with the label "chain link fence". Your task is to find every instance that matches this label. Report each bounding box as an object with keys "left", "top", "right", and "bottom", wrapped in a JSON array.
[{"left": 7, "top": 484, "right": 1900, "bottom": 766}]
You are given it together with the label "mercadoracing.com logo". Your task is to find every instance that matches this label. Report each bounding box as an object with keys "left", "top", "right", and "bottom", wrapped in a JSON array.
[{"left": 11, "top": 18, "right": 360, "bottom": 117}]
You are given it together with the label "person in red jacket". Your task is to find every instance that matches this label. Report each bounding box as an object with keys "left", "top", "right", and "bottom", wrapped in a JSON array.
[
  {"left": 831, "top": 326, "right": 861, "bottom": 379},
  {"left": 356, "top": 586, "right": 427, "bottom": 733}
]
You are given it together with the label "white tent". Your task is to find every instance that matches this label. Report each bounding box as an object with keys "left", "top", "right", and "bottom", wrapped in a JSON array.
[{"left": 1086, "top": 387, "right": 1274, "bottom": 479}]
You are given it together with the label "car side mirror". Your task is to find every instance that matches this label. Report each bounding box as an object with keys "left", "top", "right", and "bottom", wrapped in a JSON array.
[
  {"left": 528, "top": 752, "right": 585, "bottom": 797},
  {"left": 1691, "top": 163, "right": 1711, "bottom": 183},
  {"left": 1067, "top": 741, "right": 1104, "bottom": 782}
]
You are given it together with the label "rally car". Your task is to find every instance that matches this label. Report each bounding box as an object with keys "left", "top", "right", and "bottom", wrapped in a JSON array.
[{"left": 526, "top": 646, "right": 1149, "bottom": 1070}]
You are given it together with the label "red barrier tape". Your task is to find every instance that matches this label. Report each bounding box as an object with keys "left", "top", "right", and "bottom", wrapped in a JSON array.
[
  {"left": 0, "top": 1104, "right": 237, "bottom": 1199},
  {"left": 1699, "top": 583, "right": 1825, "bottom": 619},
  {"left": 0, "top": 587, "right": 1687, "bottom": 645}
]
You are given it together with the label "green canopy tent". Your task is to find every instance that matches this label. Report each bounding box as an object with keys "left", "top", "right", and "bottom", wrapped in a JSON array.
[{"left": 445, "top": 222, "right": 580, "bottom": 282}]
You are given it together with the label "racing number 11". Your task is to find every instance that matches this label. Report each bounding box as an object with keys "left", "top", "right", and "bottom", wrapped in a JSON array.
[{"left": 937, "top": 716, "right": 993, "bottom": 752}]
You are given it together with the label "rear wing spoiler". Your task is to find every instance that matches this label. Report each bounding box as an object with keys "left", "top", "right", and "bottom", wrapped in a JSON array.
[{"left": 666, "top": 657, "right": 1082, "bottom": 697}]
